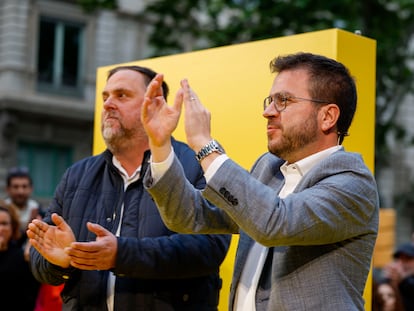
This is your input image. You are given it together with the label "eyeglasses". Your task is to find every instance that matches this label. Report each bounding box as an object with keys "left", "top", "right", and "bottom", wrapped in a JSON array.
[{"left": 263, "top": 93, "right": 330, "bottom": 112}]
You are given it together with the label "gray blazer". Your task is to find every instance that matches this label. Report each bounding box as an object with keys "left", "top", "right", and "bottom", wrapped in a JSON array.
[{"left": 144, "top": 148, "right": 379, "bottom": 311}]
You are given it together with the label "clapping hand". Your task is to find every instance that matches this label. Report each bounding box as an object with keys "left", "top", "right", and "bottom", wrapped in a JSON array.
[{"left": 27, "top": 213, "right": 75, "bottom": 268}]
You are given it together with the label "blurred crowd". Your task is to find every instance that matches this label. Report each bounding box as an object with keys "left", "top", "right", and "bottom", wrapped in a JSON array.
[
  {"left": 373, "top": 238, "right": 414, "bottom": 311},
  {"left": 0, "top": 167, "right": 62, "bottom": 311}
]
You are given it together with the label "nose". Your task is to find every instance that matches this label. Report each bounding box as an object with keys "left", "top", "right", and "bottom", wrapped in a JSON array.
[
  {"left": 103, "top": 96, "right": 116, "bottom": 110},
  {"left": 263, "top": 103, "right": 279, "bottom": 118},
  {"left": 15, "top": 185, "right": 28, "bottom": 194}
]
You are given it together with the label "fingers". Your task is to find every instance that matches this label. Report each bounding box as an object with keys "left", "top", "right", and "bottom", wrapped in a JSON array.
[
  {"left": 86, "top": 222, "right": 110, "bottom": 237},
  {"left": 67, "top": 242, "right": 117, "bottom": 270},
  {"left": 27, "top": 218, "right": 48, "bottom": 239},
  {"left": 180, "top": 79, "right": 199, "bottom": 107},
  {"left": 178, "top": 79, "right": 212, "bottom": 151},
  {"left": 65, "top": 240, "right": 102, "bottom": 270},
  {"left": 68, "top": 223, "right": 108, "bottom": 252},
  {"left": 145, "top": 73, "right": 164, "bottom": 99},
  {"left": 143, "top": 74, "right": 164, "bottom": 109},
  {"left": 173, "top": 88, "right": 185, "bottom": 113},
  {"left": 180, "top": 78, "right": 208, "bottom": 118},
  {"left": 66, "top": 246, "right": 97, "bottom": 270},
  {"left": 69, "top": 222, "right": 113, "bottom": 252},
  {"left": 27, "top": 220, "right": 47, "bottom": 252},
  {"left": 142, "top": 74, "right": 167, "bottom": 123},
  {"left": 65, "top": 222, "right": 117, "bottom": 270}
]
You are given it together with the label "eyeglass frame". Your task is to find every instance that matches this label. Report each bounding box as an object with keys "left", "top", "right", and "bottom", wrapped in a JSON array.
[{"left": 263, "top": 93, "right": 330, "bottom": 112}]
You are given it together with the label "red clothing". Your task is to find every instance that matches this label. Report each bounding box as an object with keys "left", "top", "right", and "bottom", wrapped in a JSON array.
[{"left": 34, "top": 284, "right": 64, "bottom": 311}]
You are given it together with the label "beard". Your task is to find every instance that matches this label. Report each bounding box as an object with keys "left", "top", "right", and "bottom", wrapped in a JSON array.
[
  {"left": 268, "top": 111, "right": 318, "bottom": 161},
  {"left": 102, "top": 123, "right": 128, "bottom": 153},
  {"left": 101, "top": 118, "right": 145, "bottom": 153}
]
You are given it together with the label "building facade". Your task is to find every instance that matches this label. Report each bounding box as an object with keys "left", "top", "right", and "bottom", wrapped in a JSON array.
[{"left": 0, "top": 0, "right": 152, "bottom": 205}]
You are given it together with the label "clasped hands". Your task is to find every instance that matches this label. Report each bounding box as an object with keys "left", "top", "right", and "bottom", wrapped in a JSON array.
[{"left": 27, "top": 213, "right": 117, "bottom": 271}]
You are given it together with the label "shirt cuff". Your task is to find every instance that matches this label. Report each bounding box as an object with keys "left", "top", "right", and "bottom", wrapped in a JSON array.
[
  {"left": 150, "top": 147, "right": 175, "bottom": 183},
  {"left": 204, "top": 154, "right": 229, "bottom": 182},
  {"left": 150, "top": 148, "right": 229, "bottom": 184}
]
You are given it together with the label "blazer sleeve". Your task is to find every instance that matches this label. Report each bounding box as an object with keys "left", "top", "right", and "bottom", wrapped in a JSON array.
[
  {"left": 203, "top": 151, "right": 379, "bottom": 247},
  {"left": 145, "top": 150, "right": 378, "bottom": 248},
  {"left": 144, "top": 155, "right": 239, "bottom": 234}
]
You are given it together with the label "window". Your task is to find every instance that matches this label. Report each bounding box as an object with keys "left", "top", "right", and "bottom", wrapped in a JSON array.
[
  {"left": 37, "top": 17, "right": 84, "bottom": 97},
  {"left": 17, "top": 142, "right": 73, "bottom": 198}
]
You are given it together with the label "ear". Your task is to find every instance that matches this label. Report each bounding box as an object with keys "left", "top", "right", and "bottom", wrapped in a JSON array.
[{"left": 319, "top": 104, "right": 340, "bottom": 133}]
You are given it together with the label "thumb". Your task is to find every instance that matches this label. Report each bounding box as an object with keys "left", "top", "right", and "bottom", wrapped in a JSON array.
[
  {"left": 51, "top": 213, "right": 72, "bottom": 232},
  {"left": 86, "top": 222, "right": 110, "bottom": 237}
]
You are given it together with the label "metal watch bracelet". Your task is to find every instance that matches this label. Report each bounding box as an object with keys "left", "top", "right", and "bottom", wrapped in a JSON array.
[{"left": 195, "top": 139, "right": 225, "bottom": 162}]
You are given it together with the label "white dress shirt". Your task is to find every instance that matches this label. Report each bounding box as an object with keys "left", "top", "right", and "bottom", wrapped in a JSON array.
[{"left": 106, "top": 156, "right": 141, "bottom": 311}]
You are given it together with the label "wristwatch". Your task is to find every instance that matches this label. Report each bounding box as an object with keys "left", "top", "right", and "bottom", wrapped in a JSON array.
[{"left": 195, "top": 139, "right": 225, "bottom": 162}]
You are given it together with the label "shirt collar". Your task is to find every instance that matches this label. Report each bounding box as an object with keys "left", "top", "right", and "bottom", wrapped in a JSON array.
[
  {"left": 281, "top": 145, "right": 342, "bottom": 177},
  {"left": 112, "top": 156, "right": 141, "bottom": 184}
]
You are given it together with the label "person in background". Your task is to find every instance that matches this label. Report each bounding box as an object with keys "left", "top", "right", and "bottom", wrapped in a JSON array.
[
  {"left": 27, "top": 65, "right": 231, "bottom": 311},
  {"left": 0, "top": 200, "right": 40, "bottom": 310},
  {"left": 141, "top": 52, "right": 379, "bottom": 310},
  {"left": 372, "top": 278, "right": 405, "bottom": 311},
  {"left": 5, "top": 166, "right": 63, "bottom": 311},
  {"left": 383, "top": 242, "right": 414, "bottom": 311},
  {"left": 5, "top": 166, "right": 42, "bottom": 246}
]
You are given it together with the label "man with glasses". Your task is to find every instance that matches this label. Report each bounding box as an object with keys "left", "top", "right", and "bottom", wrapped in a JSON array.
[{"left": 141, "top": 52, "right": 379, "bottom": 310}]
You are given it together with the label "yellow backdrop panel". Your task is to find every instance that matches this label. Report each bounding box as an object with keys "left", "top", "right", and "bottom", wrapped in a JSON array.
[{"left": 93, "top": 28, "right": 376, "bottom": 311}]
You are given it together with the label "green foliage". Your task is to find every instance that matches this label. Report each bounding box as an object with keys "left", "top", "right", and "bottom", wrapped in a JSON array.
[{"left": 77, "top": 0, "right": 414, "bottom": 174}]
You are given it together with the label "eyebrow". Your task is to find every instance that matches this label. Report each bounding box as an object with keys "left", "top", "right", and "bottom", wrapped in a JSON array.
[{"left": 102, "top": 87, "right": 131, "bottom": 96}]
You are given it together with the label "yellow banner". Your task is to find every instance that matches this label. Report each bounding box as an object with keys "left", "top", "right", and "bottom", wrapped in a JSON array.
[{"left": 94, "top": 28, "right": 376, "bottom": 311}]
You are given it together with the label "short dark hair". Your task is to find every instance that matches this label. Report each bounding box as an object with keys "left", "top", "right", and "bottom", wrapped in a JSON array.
[
  {"left": 270, "top": 52, "right": 357, "bottom": 144},
  {"left": 107, "top": 65, "right": 169, "bottom": 100},
  {"left": 6, "top": 166, "right": 32, "bottom": 187}
]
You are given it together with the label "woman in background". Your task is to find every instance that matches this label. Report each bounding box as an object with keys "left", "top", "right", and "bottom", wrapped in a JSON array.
[
  {"left": 372, "top": 278, "right": 405, "bottom": 311},
  {"left": 0, "top": 201, "right": 40, "bottom": 310}
]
